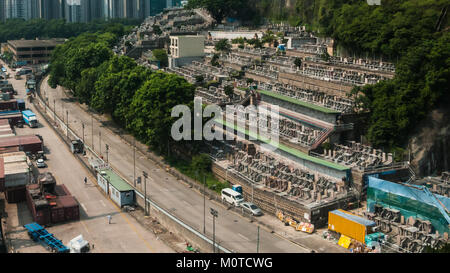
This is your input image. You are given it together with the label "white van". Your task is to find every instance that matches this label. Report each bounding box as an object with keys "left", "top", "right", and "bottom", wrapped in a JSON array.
[{"left": 221, "top": 188, "right": 244, "bottom": 206}]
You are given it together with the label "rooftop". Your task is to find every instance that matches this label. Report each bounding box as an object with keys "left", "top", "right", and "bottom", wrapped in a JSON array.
[
  {"left": 257, "top": 89, "right": 341, "bottom": 114},
  {"left": 7, "top": 39, "right": 65, "bottom": 48},
  {"left": 216, "top": 118, "right": 350, "bottom": 171},
  {"left": 99, "top": 168, "right": 134, "bottom": 192}
]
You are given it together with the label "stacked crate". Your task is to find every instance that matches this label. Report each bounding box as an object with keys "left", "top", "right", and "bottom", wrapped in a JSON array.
[
  {"left": 0, "top": 152, "right": 30, "bottom": 203},
  {"left": 25, "top": 172, "right": 79, "bottom": 225}
]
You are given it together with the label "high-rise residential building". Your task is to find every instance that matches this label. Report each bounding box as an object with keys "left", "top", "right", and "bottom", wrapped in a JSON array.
[
  {"left": 80, "top": 0, "right": 103, "bottom": 22},
  {"left": 38, "top": 0, "right": 65, "bottom": 20},
  {"left": 5, "top": 0, "right": 36, "bottom": 20},
  {"left": 65, "top": 0, "right": 81, "bottom": 22},
  {"left": 102, "top": 0, "right": 124, "bottom": 19}
]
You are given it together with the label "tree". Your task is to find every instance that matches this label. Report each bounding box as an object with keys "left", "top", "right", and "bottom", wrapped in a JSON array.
[
  {"left": 190, "top": 154, "right": 212, "bottom": 174},
  {"left": 211, "top": 53, "right": 220, "bottom": 66},
  {"left": 152, "top": 49, "right": 168, "bottom": 68},
  {"left": 127, "top": 72, "right": 195, "bottom": 153},
  {"left": 215, "top": 39, "right": 231, "bottom": 52},
  {"left": 152, "top": 24, "right": 162, "bottom": 35},
  {"left": 294, "top": 57, "right": 302, "bottom": 68},
  {"left": 224, "top": 85, "right": 234, "bottom": 98}
]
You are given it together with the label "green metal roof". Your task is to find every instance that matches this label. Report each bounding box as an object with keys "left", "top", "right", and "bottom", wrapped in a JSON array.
[
  {"left": 257, "top": 89, "right": 340, "bottom": 114},
  {"left": 99, "top": 168, "right": 134, "bottom": 192},
  {"left": 216, "top": 118, "right": 349, "bottom": 171}
]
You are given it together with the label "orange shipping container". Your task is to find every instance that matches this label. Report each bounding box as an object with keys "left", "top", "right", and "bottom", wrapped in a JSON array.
[{"left": 328, "top": 209, "right": 376, "bottom": 244}]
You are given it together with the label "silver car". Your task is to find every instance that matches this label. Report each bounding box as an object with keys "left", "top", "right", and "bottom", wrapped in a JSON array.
[
  {"left": 36, "top": 158, "right": 47, "bottom": 168},
  {"left": 240, "top": 202, "right": 263, "bottom": 216}
]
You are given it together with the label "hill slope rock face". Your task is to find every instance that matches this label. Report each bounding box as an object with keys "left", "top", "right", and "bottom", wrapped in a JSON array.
[{"left": 409, "top": 106, "right": 450, "bottom": 177}]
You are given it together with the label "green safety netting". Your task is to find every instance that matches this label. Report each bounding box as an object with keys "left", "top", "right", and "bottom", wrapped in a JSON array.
[{"left": 367, "top": 176, "right": 450, "bottom": 234}]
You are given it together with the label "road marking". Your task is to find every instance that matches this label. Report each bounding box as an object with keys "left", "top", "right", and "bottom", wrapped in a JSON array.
[
  {"left": 238, "top": 233, "right": 250, "bottom": 241},
  {"left": 100, "top": 200, "right": 106, "bottom": 207},
  {"left": 81, "top": 203, "right": 88, "bottom": 212},
  {"left": 183, "top": 200, "right": 191, "bottom": 206},
  {"left": 106, "top": 194, "right": 156, "bottom": 253},
  {"left": 80, "top": 220, "right": 103, "bottom": 253}
]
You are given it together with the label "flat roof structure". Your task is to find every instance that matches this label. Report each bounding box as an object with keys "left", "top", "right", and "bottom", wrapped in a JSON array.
[
  {"left": 257, "top": 89, "right": 340, "bottom": 114},
  {"left": 7, "top": 39, "right": 65, "bottom": 49},
  {"left": 216, "top": 118, "right": 349, "bottom": 172},
  {"left": 99, "top": 168, "right": 134, "bottom": 192}
]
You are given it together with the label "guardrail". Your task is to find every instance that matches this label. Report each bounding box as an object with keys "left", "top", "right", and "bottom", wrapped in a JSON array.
[{"left": 35, "top": 80, "right": 231, "bottom": 253}]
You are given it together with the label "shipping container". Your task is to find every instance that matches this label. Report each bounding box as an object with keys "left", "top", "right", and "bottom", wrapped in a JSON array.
[
  {"left": 5, "top": 185, "right": 26, "bottom": 203},
  {"left": 38, "top": 172, "right": 56, "bottom": 193},
  {"left": 0, "top": 135, "right": 43, "bottom": 153},
  {"left": 50, "top": 200, "right": 65, "bottom": 224},
  {"left": 54, "top": 184, "right": 71, "bottom": 196},
  {"left": 3, "top": 161, "right": 30, "bottom": 188},
  {"left": 328, "top": 209, "right": 376, "bottom": 244},
  {"left": 0, "top": 158, "right": 4, "bottom": 192},
  {"left": 0, "top": 100, "right": 18, "bottom": 111},
  {"left": 59, "top": 195, "right": 79, "bottom": 222},
  {"left": 26, "top": 184, "right": 51, "bottom": 225}
]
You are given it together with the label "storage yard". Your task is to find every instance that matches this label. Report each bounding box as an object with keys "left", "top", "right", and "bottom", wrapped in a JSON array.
[{"left": 0, "top": 59, "right": 175, "bottom": 253}]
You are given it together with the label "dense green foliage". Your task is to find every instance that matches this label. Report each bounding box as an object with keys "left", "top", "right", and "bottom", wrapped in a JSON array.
[
  {"left": 215, "top": 39, "right": 231, "bottom": 52},
  {"left": 48, "top": 31, "right": 195, "bottom": 154},
  {"left": 152, "top": 49, "right": 169, "bottom": 68},
  {"left": 352, "top": 32, "right": 450, "bottom": 148},
  {"left": 167, "top": 155, "right": 228, "bottom": 193},
  {"left": 0, "top": 18, "right": 141, "bottom": 43}
]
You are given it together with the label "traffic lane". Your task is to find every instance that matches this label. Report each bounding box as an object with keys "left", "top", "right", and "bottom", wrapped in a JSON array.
[
  {"left": 41, "top": 77, "right": 307, "bottom": 253},
  {"left": 17, "top": 106, "right": 173, "bottom": 253}
]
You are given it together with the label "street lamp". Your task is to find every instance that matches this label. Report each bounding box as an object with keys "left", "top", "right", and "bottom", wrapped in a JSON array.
[
  {"left": 99, "top": 131, "right": 101, "bottom": 156},
  {"left": 82, "top": 123, "right": 85, "bottom": 144},
  {"left": 203, "top": 175, "right": 206, "bottom": 234},
  {"left": 143, "top": 171, "right": 149, "bottom": 216},
  {"left": 210, "top": 208, "right": 218, "bottom": 253},
  {"left": 105, "top": 144, "right": 109, "bottom": 163}
]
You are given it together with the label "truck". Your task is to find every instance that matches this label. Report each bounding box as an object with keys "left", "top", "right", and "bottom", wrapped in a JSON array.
[
  {"left": 70, "top": 139, "right": 84, "bottom": 154},
  {"left": 22, "top": 110, "right": 38, "bottom": 128},
  {"left": 68, "top": 235, "right": 90, "bottom": 253},
  {"left": 328, "top": 209, "right": 377, "bottom": 245},
  {"left": 17, "top": 99, "right": 25, "bottom": 111},
  {"left": 26, "top": 79, "right": 36, "bottom": 90}
]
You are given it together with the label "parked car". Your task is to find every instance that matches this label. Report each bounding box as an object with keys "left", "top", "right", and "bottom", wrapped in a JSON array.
[
  {"left": 36, "top": 158, "right": 47, "bottom": 168},
  {"left": 240, "top": 202, "right": 263, "bottom": 216}
]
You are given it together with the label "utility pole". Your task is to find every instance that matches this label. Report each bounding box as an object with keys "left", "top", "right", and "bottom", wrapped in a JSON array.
[
  {"left": 257, "top": 225, "right": 260, "bottom": 253},
  {"left": 203, "top": 175, "right": 206, "bottom": 234},
  {"left": 91, "top": 115, "right": 94, "bottom": 151},
  {"left": 66, "top": 110, "right": 69, "bottom": 140},
  {"left": 99, "top": 131, "right": 101, "bottom": 156},
  {"left": 133, "top": 138, "right": 136, "bottom": 187},
  {"left": 143, "top": 171, "right": 148, "bottom": 216},
  {"left": 210, "top": 208, "right": 218, "bottom": 253},
  {"left": 105, "top": 144, "right": 109, "bottom": 163},
  {"left": 82, "top": 123, "right": 85, "bottom": 144}
]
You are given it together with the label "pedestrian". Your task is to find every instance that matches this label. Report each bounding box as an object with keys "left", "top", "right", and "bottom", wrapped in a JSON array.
[
  {"left": 84, "top": 177, "right": 87, "bottom": 184},
  {"left": 107, "top": 214, "right": 112, "bottom": 224}
]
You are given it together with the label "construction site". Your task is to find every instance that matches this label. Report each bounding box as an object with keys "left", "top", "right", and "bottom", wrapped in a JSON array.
[{"left": 109, "top": 6, "right": 450, "bottom": 253}]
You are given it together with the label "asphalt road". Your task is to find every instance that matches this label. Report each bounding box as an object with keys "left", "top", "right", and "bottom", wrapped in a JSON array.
[
  {"left": 3, "top": 62, "right": 174, "bottom": 253},
  {"left": 39, "top": 76, "right": 311, "bottom": 253}
]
